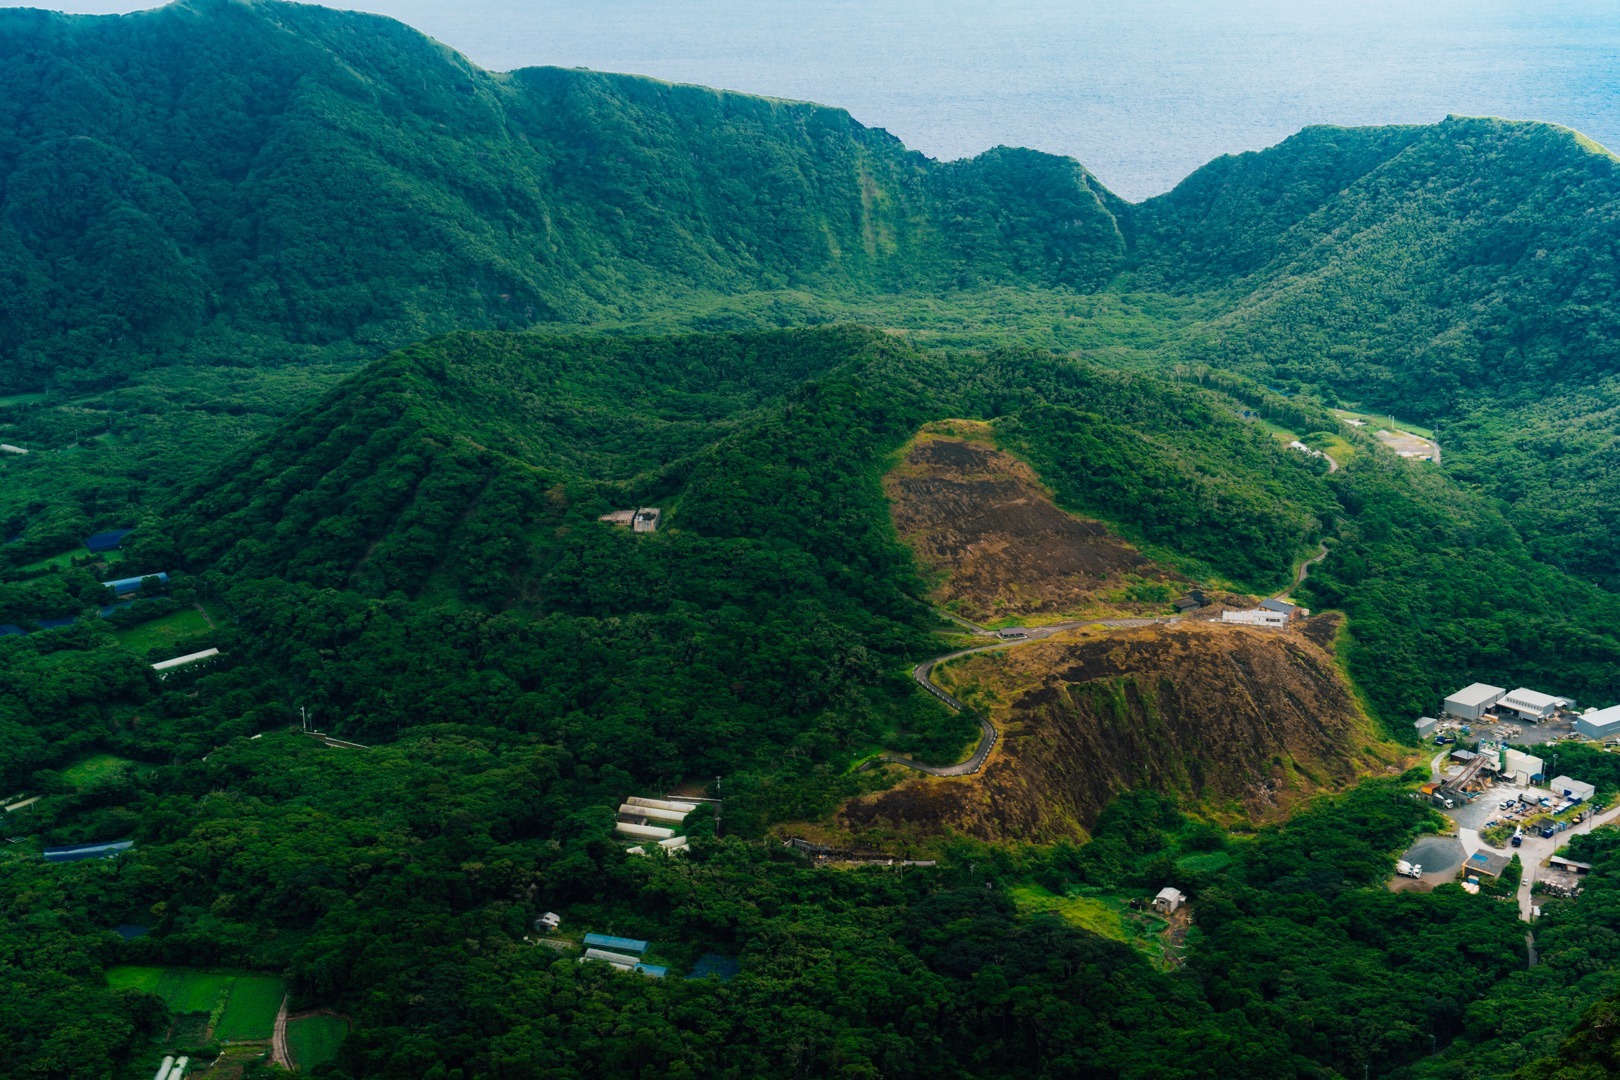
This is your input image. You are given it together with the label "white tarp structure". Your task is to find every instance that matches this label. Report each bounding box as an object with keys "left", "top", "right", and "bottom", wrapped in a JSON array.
[
  {"left": 615, "top": 821, "right": 676, "bottom": 840},
  {"left": 619, "top": 803, "right": 690, "bottom": 823},
  {"left": 627, "top": 797, "right": 700, "bottom": 814},
  {"left": 151, "top": 648, "right": 220, "bottom": 672}
]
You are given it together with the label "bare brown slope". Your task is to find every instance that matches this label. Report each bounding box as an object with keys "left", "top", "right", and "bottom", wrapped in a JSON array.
[
  {"left": 841, "top": 617, "right": 1402, "bottom": 844},
  {"left": 886, "top": 425, "right": 1196, "bottom": 623}
]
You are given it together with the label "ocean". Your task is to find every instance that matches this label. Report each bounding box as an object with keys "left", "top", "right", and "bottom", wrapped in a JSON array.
[{"left": 44, "top": 0, "right": 1620, "bottom": 201}]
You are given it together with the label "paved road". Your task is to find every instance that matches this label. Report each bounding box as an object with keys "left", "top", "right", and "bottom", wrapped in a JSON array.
[
  {"left": 1286, "top": 543, "right": 1330, "bottom": 594},
  {"left": 1323, "top": 452, "right": 1340, "bottom": 474},
  {"left": 874, "top": 616, "right": 1180, "bottom": 777}
]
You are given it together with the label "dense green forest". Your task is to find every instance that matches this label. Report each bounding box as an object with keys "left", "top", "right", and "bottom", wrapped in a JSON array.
[{"left": 6, "top": 2, "right": 1620, "bottom": 1077}]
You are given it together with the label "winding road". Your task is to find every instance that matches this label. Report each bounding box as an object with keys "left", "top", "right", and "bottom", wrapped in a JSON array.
[
  {"left": 870, "top": 615, "right": 1181, "bottom": 776},
  {"left": 1286, "top": 542, "right": 1330, "bottom": 594}
]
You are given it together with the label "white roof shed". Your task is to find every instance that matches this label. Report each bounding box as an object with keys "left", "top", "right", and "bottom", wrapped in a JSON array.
[
  {"left": 1501, "top": 688, "right": 1566, "bottom": 718},
  {"left": 1548, "top": 776, "right": 1596, "bottom": 802}
]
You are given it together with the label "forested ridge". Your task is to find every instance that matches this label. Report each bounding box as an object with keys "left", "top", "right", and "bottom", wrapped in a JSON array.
[{"left": 6, "top": 2, "right": 1620, "bottom": 1078}]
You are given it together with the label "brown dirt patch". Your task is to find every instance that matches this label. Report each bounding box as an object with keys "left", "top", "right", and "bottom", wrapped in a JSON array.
[
  {"left": 886, "top": 429, "right": 1187, "bottom": 622},
  {"left": 839, "top": 619, "right": 1404, "bottom": 845}
]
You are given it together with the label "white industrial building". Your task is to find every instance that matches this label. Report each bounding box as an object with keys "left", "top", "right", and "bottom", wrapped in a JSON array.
[
  {"left": 1414, "top": 716, "right": 1439, "bottom": 739},
  {"left": 1499, "top": 688, "right": 1569, "bottom": 722},
  {"left": 1502, "top": 748, "right": 1545, "bottom": 786},
  {"left": 1443, "top": 683, "right": 1505, "bottom": 721},
  {"left": 1548, "top": 776, "right": 1597, "bottom": 803},
  {"left": 1221, "top": 609, "right": 1288, "bottom": 628},
  {"left": 1577, "top": 705, "right": 1620, "bottom": 741}
]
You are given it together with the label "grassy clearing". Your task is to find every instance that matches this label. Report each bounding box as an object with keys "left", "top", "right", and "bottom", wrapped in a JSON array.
[
  {"left": 1255, "top": 418, "right": 1300, "bottom": 442},
  {"left": 15, "top": 550, "right": 80, "bottom": 573},
  {"left": 62, "top": 753, "right": 132, "bottom": 787},
  {"left": 1299, "top": 430, "right": 1357, "bottom": 463},
  {"left": 215, "top": 975, "right": 285, "bottom": 1040},
  {"left": 288, "top": 1015, "right": 349, "bottom": 1070},
  {"left": 1009, "top": 884, "right": 1128, "bottom": 940},
  {"left": 106, "top": 965, "right": 164, "bottom": 994},
  {"left": 0, "top": 392, "right": 47, "bottom": 408},
  {"left": 1331, "top": 407, "right": 1436, "bottom": 440},
  {"left": 1175, "top": 851, "right": 1233, "bottom": 872},
  {"left": 114, "top": 607, "right": 213, "bottom": 652}
]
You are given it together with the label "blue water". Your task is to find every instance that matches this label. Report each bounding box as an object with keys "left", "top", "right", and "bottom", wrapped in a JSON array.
[{"left": 44, "top": 1, "right": 1620, "bottom": 200}]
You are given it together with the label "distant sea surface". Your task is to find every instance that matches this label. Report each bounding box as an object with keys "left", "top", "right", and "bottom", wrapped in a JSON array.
[{"left": 45, "top": 0, "right": 1620, "bottom": 200}]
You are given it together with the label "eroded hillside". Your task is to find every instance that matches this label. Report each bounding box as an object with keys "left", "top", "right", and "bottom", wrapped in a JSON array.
[
  {"left": 842, "top": 617, "right": 1402, "bottom": 843},
  {"left": 886, "top": 425, "right": 1216, "bottom": 623}
]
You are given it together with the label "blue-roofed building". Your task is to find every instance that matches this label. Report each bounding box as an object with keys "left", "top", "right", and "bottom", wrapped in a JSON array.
[
  {"left": 98, "top": 603, "right": 133, "bottom": 618},
  {"left": 37, "top": 617, "right": 77, "bottom": 630},
  {"left": 0, "top": 624, "right": 24, "bottom": 636},
  {"left": 43, "top": 840, "right": 134, "bottom": 863},
  {"left": 582, "top": 932, "right": 648, "bottom": 954},
  {"left": 85, "top": 529, "right": 135, "bottom": 553},
  {"left": 634, "top": 964, "right": 667, "bottom": 978},
  {"left": 114, "top": 924, "right": 150, "bottom": 940},
  {"left": 102, "top": 572, "right": 169, "bottom": 596}
]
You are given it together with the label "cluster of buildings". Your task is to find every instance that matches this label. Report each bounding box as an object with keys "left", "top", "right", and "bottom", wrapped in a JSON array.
[
  {"left": 1441, "top": 681, "right": 1620, "bottom": 741},
  {"left": 615, "top": 795, "right": 699, "bottom": 854},
  {"left": 1443, "top": 683, "right": 1576, "bottom": 724}
]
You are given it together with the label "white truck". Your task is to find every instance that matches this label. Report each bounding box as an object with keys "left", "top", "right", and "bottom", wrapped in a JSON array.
[{"left": 1396, "top": 860, "right": 1423, "bottom": 878}]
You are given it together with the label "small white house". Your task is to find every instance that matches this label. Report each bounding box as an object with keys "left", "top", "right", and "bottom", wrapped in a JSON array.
[
  {"left": 1153, "top": 887, "right": 1186, "bottom": 915},
  {"left": 1414, "top": 716, "right": 1439, "bottom": 739},
  {"left": 535, "top": 911, "right": 561, "bottom": 933}
]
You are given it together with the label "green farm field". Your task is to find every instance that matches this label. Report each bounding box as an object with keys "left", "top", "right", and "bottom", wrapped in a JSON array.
[
  {"left": 114, "top": 607, "right": 214, "bottom": 653},
  {"left": 215, "top": 976, "right": 285, "bottom": 1040},
  {"left": 288, "top": 1015, "right": 349, "bottom": 1071},
  {"left": 106, "top": 966, "right": 285, "bottom": 1035}
]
